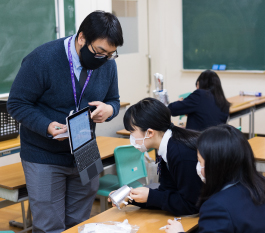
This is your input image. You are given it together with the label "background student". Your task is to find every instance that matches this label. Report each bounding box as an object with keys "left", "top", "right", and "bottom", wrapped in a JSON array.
[
  {"left": 168, "top": 70, "right": 230, "bottom": 131},
  {"left": 166, "top": 124, "right": 265, "bottom": 233},
  {"left": 7, "top": 11, "right": 123, "bottom": 233},
  {"left": 109, "top": 98, "right": 202, "bottom": 216}
]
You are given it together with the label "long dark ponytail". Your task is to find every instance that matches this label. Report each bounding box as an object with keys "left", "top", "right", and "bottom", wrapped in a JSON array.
[{"left": 124, "top": 98, "right": 200, "bottom": 150}]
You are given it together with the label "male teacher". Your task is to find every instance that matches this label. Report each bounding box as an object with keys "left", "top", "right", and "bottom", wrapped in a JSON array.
[{"left": 7, "top": 11, "right": 123, "bottom": 233}]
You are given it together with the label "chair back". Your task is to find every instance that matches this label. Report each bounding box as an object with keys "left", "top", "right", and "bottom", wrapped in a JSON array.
[
  {"left": 179, "top": 92, "right": 191, "bottom": 99},
  {"left": 178, "top": 92, "right": 192, "bottom": 120},
  {"left": 0, "top": 231, "right": 15, "bottom": 233},
  {"left": 114, "top": 145, "right": 147, "bottom": 186},
  {"left": 236, "top": 126, "right": 242, "bottom": 131}
]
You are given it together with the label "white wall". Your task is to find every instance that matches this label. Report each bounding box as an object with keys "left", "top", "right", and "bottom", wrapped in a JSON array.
[
  {"left": 148, "top": 0, "right": 265, "bottom": 134},
  {"left": 75, "top": 0, "right": 112, "bottom": 30}
]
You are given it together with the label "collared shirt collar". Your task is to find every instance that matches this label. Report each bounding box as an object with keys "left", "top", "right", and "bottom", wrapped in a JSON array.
[
  {"left": 65, "top": 33, "right": 82, "bottom": 70},
  {"left": 157, "top": 129, "right": 172, "bottom": 163},
  {"left": 221, "top": 181, "right": 239, "bottom": 191}
]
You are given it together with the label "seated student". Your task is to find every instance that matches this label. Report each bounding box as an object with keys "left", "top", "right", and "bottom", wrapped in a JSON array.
[
  {"left": 165, "top": 124, "right": 265, "bottom": 233},
  {"left": 168, "top": 70, "right": 230, "bottom": 131},
  {"left": 109, "top": 98, "right": 202, "bottom": 216}
]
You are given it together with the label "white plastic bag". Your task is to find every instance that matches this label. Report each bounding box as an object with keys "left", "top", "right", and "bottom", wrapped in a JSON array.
[
  {"left": 78, "top": 219, "right": 139, "bottom": 233},
  {"left": 144, "top": 152, "right": 159, "bottom": 184}
]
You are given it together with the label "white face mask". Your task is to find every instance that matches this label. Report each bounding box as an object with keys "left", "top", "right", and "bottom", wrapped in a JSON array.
[
  {"left": 130, "top": 130, "right": 150, "bottom": 153},
  {"left": 196, "top": 161, "right": 206, "bottom": 183}
]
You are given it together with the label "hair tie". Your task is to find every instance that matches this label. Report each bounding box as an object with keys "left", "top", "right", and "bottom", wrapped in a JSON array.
[{"left": 169, "top": 123, "right": 175, "bottom": 130}]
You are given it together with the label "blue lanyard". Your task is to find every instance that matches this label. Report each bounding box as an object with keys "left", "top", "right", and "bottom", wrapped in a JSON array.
[{"left": 68, "top": 36, "right": 93, "bottom": 112}]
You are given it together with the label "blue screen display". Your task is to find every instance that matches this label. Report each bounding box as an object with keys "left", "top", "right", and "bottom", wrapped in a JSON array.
[{"left": 69, "top": 111, "right": 92, "bottom": 150}]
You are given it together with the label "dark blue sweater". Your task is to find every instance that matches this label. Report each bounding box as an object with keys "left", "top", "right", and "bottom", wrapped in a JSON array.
[
  {"left": 198, "top": 183, "right": 265, "bottom": 232},
  {"left": 168, "top": 89, "right": 229, "bottom": 131},
  {"left": 132, "top": 138, "right": 202, "bottom": 216},
  {"left": 7, "top": 38, "right": 120, "bottom": 167}
]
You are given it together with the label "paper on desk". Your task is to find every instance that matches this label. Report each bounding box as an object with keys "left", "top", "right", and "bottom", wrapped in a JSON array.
[
  {"left": 79, "top": 219, "right": 139, "bottom": 233},
  {"left": 53, "top": 131, "right": 69, "bottom": 139}
]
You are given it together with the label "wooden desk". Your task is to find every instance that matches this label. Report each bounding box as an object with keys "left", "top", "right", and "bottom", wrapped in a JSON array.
[
  {"left": 249, "top": 137, "right": 265, "bottom": 173},
  {"left": 62, "top": 205, "right": 199, "bottom": 233},
  {"left": 116, "top": 129, "right": 130, "bottom": 136},
  {"left": 0, "top": 162, "right": 30, "bottom": 232},
  {"left": 97, "top": 136, "right": 130, "bottom": 159},
  {"left": 0, "top": 136, "right": 130, "bottom": 190},
  {"left": 0, "top": 136, "right": 20, "bottom": 151},
  {"left": 0, "top": 162, "right": 25, "bottom": 190},
  {"left": 120, "top": 102, "right": 130, "bottom": 108},
  {"left": 229, "top": 96, "right": 258, "bottom": 113},
  {"left": 228, "top": 95, "right": 265, "bottom": 138},
  {"left": 0, "top": 136, "right": 20, "bottom": 157}
]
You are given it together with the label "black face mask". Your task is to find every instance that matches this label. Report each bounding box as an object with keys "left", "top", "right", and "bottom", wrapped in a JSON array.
[{"left": 80, "top": 44, "right": 108, "bottom": 70}]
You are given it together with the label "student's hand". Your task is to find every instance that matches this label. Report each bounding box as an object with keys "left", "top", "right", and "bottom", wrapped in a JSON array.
[
  {"left": 165, "top": 219, "right": 184, "bottom": 233},
  {"left": 47, "top": 122, "right": 67, "bottom": 141},
  {"left": 89, "top": 101, "right": 113, "bottom": 123},
  {"left": 108, "top": 191, "right": 117, "bottom": 207},
  {"left": 130, "top": 187, "right": 149, "bottom": 203},
  {"left": 178, "top": 97, "right": 184, "bottom": 101}
]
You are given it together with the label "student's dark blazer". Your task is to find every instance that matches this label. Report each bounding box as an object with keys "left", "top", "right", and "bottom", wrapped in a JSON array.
[
  {"left": 131, "top": 138, "right": 202, "bottom": 216},
  {"left": 198, "top": 183, "right": 265, "bottom": 233},
  {"left": 168, "top": 89, "right": 229, "bottom": 131}
]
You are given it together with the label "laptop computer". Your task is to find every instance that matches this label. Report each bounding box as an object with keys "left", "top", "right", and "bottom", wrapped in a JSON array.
[{"left": 67, "top": 106, "right": 103, "bottom": 185}]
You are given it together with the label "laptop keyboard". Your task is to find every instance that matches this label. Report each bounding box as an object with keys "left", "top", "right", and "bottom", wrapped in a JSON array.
[{"left": 75, "top": 139, "right": 100, "bottom": 172}]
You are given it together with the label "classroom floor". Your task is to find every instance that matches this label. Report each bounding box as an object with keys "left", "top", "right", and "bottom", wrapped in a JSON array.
[{"left": 0, "top": 198, "right": 112, "bottom": 232}]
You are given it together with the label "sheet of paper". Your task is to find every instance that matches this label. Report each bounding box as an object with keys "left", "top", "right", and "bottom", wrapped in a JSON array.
[{"left": 53, "top": 131, "right": 69, "bottom": 139}]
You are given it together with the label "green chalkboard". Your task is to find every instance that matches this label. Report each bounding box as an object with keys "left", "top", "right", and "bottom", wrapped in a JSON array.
[
  {"left": 183, "top": 0, "right": 265, "bottom": 70},
  {"left": 0, "top": 0, "right": 56, "bottom": 94},
  {"left": 64, "top": 0, "right": 76, "bottom": 37}
]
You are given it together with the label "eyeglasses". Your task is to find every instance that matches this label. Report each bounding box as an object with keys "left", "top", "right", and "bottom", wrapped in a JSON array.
[{"left": 91, "top": 44, "right": 118, "bottom": 60}]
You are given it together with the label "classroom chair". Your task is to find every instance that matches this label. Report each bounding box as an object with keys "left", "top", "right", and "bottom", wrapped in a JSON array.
[
  {"left": 97, "top": 145, "right": 148, "bottom": 212},
  {"left": 0, "top": 231, "right": 15, "bottom": 233},
  {"left": 179, "top": 92, "right": 191, "bottom": 120}
]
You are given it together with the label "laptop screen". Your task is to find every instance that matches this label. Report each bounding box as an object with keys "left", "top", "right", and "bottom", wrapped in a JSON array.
[{"left": 68, "top": 108, "right": 93, "bottom": 151}]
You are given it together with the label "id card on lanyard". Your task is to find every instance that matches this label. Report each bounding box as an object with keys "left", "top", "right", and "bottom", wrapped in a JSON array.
[{"left": 68, "top": 36, "right": 93, "bottom": 112}]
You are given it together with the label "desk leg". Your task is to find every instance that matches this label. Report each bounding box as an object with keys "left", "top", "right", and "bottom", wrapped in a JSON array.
[
  {"left": 100, "top": 196, "right": 109, "bottom": 212},
  {"left": 249, "top": 112, "right": 252, "bottom": 139},
  {"left": 9, "top": 201, "right": 32, "bottom": 233},
  {"left": 252, "top": 108, "right": 255, "bottom": 138}
]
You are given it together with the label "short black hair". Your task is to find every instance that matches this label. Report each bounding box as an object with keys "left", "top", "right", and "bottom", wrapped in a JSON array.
[
  {"left": 77, "top": 10, "right": 123, "bottom": 47},
  {"left": 197, "top": 124, "right": 265, "bottom": 206}
]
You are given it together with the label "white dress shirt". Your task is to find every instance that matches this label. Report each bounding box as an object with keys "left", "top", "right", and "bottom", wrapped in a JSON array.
[{"left": 157, "top": 129, "right": 172, "bottom": 163}]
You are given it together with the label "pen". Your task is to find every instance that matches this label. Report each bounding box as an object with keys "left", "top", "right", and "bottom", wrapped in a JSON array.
[
  {"left": 159, "top": 218, "right": 181, "bottom": 230},
  {"left": 55, "top": 126, "right": 61, "bottom": 130}
]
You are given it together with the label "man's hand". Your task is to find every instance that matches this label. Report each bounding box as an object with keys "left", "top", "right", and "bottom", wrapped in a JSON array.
[
  {"left": 129, "top": 187, "right": 149, "bottom": 203},
  {"left": 47, "top": 121, "right": 67, "bottom": 141},
  {"left": 165, "top": 219, "right": 184, "bottom": 233},
  {"left": 89, "top": 101, "right": 113, "bottom": 123}
]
